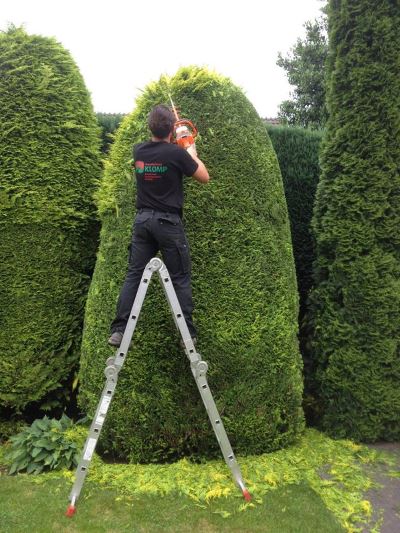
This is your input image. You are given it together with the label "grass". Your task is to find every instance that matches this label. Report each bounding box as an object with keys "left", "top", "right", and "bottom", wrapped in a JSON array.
[
  {"left": 1, "top": 428, "right": 388, "bottom": 532},
  {"left": 0, "top": 475, "right": 344, "bottom": 533}
]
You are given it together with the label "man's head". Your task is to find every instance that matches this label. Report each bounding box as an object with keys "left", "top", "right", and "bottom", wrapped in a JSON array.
[{"left": 148, "top": 104, "right": 175, "bottom": 139}]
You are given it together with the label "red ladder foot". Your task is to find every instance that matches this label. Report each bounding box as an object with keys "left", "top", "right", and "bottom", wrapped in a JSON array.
[
  {"left": 242, "top": 488, "right": 251, "bottom": 501},
  {"left": 65, "top": 504, "right": 76, "bottom": 517}
]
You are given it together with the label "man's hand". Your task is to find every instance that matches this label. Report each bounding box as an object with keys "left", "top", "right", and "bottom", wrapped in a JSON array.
[
  {"left": 189, "top": 146, "right": 210, "bottom": 184},
  {"left": 186, "top": 143, "right": 197, "bottom": 158}
]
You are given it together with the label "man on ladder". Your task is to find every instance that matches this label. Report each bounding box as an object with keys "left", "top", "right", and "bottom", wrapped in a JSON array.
[
  {"left": 108, "top": 104, "right": 210, "bottom": 347},
  {"left": 65, "top": 104, "right": 251, "bottom": 517}
]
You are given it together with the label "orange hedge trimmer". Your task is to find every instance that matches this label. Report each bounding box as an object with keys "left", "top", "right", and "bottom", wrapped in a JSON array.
[{"left": 168, "top": 93, "right": 198, "bottom": 150}]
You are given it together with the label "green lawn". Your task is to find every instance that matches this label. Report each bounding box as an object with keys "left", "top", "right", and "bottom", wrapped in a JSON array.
[
  {"left": 0, "top": 476, "right": 344, "bottom": 533},
  {"left": 1, "top": 428, "right": 385, "bottom": 532}
]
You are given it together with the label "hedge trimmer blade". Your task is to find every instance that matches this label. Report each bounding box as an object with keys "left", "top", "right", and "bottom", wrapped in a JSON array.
[{"left": 168, "top": 93, "right": 180, "bottom": 121}]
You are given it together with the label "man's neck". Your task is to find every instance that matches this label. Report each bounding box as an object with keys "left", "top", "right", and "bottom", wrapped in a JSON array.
[{"left": 151, "top": 135, "right": 171, "bottom": 143}]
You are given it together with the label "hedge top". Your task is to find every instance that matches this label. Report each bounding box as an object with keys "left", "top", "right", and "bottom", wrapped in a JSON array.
[{"left": 0, "top": 25, "right": 100, "bottom": 227}]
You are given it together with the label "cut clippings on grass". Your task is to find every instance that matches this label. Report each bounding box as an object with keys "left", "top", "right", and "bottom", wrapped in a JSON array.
[{"left": 13, "top": 428, "right": 387, "bottom": 532}]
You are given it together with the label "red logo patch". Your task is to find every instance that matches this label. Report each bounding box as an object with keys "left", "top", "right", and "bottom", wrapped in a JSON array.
[{"left": 135, "top": 161, "right": 145, "bottom": 173}]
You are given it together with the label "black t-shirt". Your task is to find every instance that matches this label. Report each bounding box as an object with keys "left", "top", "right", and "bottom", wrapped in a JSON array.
[{"left": 134, "top": 141, "right": 198, "bottom": 216}]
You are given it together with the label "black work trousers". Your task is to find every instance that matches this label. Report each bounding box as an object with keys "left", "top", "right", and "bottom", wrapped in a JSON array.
[{"left": 110, "top": 209, "right": 196, "bottom": 338}]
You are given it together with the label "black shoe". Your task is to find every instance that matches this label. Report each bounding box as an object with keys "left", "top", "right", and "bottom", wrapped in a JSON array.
[{"left": 108, "top": 331, "right": 123, "bottom": 347}]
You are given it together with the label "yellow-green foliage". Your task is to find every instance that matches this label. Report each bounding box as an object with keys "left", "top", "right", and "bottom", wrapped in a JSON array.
[
  {"left": 58, "top": 429, "right": 383, "bottom": 532},
  {"left": 78, "top": 66, "right": 304, "bottom": 462}
]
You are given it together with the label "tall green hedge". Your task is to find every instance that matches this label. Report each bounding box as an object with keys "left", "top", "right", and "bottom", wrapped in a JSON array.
[
  {"left": 267, "top": 126, "right": 322, "bottom": 416},
  {"left": 96, "top": 113, "right": 126, "bottom": 153},
  {"left": 308, "top": 1, "right": 400, "bottom": 440},
  {"left": 78, "top": 67, "right": 304, "bottom": 462},
  {"left": 0, "top": 27, "right": 101, "bottom": 409},
  {"left": 267, "top": 126, "right": 322, "bottom": 320}
]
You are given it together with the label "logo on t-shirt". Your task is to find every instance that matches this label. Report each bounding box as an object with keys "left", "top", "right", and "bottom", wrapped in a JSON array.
[
  {"left": 135, "top": 161, "right": 145, "bottom": 174},
  {"left": 135, "top": 161, "right": 168, "bottom": 180}
]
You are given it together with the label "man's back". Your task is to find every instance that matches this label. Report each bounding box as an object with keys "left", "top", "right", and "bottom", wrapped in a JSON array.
[{"left": 134, "top": 141, "right": 198, "bottom": 216}]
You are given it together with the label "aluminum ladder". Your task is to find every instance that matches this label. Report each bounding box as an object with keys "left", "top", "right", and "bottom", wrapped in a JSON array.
[{"left": 66, "top": 257, "right": 250, "bottom": 516}]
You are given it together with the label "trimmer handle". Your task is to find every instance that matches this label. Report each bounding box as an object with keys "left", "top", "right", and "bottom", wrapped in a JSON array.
[
  {"left": 175, "top": 119, "right": 198, "bottom": 139},
  {"left": 173, "top": 119, "right": 198, "bottom": 150}
]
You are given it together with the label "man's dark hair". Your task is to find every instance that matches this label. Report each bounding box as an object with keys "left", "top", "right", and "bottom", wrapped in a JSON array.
[{"left": 148, "top": 104, "right": 175, "bottom": 138}]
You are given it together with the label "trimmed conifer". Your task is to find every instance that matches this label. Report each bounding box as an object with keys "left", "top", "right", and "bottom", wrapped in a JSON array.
[
  {"left": 267, "top": 126, "right": 323, "bottom": 417},
  {"left": 267, "top": 126, "right": 322, "bottom": 319},
  {"left": 0, "top": 27, "right": 101, "bottom": 409},
  {"left": 78, "top": 67, "right": 304, "bottom": 462},
  {"left": 96, "top": 113, "right": 126, "bottom": 153},
  {"left": 309, "top": 2, "right": 400, "bottom": 440}
]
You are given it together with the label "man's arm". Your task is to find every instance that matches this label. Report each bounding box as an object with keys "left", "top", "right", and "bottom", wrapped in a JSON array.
[{"left": 187, "top": 145, "right": 210, "bottom": 183}]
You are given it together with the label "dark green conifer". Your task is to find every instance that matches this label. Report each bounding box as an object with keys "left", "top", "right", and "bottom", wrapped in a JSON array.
[
  {"left": 267, "top": 125, "right": 322, "bottom": 319},
  {"left": 267, "top": 125, "right": 323, "bottom": 417},
  {"left": 309, "top": 1, "right": 400, "bottom": 440}
]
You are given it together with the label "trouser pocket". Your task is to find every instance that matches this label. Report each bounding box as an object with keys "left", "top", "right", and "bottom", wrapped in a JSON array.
[
  {"left": 157, "top": 213, "right": 181, "bottom": 226},
  {"left": 177, "top": 242, "right": 190, "bottom": 274},
  {"left": 135, "top": 211, "right": 153, "bottom": 224}
]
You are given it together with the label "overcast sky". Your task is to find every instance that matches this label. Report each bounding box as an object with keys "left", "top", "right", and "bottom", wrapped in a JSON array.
[{"left": 1, "top": 0, "right": 324, "bottom": 118}]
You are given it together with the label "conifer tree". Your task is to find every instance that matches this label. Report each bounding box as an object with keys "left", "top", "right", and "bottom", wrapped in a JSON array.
[
  {"left": 0, "top": 27, "right": 100, "bottom": 409},
  {"left": 309, "top": 1, "right": 400, "bottom": 440},
  {"left": 79, "top": 67, "right": 305, "bottom": 461}
]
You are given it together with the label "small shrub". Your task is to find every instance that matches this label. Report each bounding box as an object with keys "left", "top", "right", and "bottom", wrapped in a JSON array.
[{"left": 6, "top": 415, "right": 87, "bottom": 474}]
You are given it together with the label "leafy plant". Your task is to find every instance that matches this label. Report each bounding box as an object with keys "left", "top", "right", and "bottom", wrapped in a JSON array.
[
  {"left": 277, "top": 14, "right": 328, "bottom": 129},
  {"left": 6, "top": 415, "right": 87, "bottom": 475}
]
